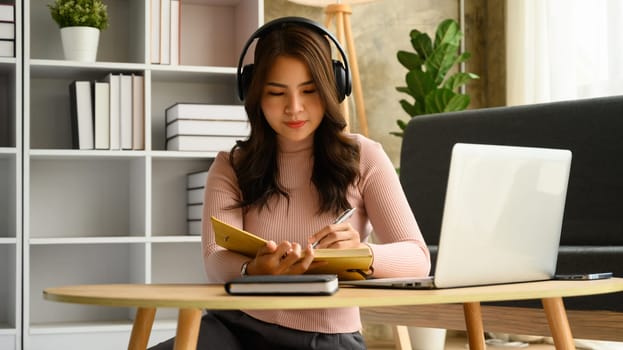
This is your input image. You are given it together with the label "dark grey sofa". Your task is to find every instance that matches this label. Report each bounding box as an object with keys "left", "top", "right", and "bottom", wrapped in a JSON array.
[
  {"left": 361, "top": 95, "right": 623, "bottom": 342},
  {"left": 399, "top": 94, "right": 622, "bottom": 308}
]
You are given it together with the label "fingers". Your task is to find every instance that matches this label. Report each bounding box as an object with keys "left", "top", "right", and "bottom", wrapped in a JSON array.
[
  {"left": 258, "top": 240, "right": 278, "bottom": 254},
  {"left": 310, "top": 223, "right": 361, "bottom": 249},
  {"left": 310, "top": 227, "right": 331, "bottom": 248},
  {"left": 251, "top": 241, "right": 314, "bottom": 275},
  {"left": 279, "top": 241, "right": 303, "bottom": 264},
  {"left": 282, "top": 243, "right": 315, "bottom": 274}
]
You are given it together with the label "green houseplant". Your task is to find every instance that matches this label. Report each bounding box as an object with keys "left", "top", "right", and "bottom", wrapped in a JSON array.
[
  {"left": 48, "top": 0, "right": 109, "bottom": 62},
  {"left": 48, "top": 0, "right": 109, "bottom": 30},
  {"left": 392, "top": 19, "right": 478, "bottom": 137}
]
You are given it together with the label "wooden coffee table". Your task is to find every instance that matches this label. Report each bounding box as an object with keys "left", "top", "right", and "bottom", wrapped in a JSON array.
[{"left": 44, "top": 278, "right": 623, "bottom": 350}]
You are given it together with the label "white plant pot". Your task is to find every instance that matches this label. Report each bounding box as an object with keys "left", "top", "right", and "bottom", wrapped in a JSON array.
[
  {"left": 408, "top": 327, "right": 447, "bottom": 350},
  {"left": 60, "top": 26, "right": 100, "bottom": 62}
]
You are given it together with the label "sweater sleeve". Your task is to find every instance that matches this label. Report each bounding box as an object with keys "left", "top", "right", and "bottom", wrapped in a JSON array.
[
  {"left": 357, "top": 136, "right": 431, "bottom": 278},
  {"left": 201, "top": 152, "right": 250, "bottom": 282}
]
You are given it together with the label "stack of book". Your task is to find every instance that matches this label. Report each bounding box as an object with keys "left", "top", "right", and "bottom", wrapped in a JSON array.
[
  {"left": 150, "top": 0, "right": 180, "bottom": 64},
  {"left": 69, "top": 73, "right": 144, "bottom": 150},
  {"left": 0, "top": 2, "right": 14, "bottom": 57},
  {"left": 165, "top": 103, "right": 249, "bottom": 152},
  {"left": 186, "top": 169, "right": 210, "bottom": 235}
]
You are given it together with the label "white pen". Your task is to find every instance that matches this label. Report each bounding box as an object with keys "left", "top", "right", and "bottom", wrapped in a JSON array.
[{"left": 312, "top": 208, "right": 357, "bottom": 249}]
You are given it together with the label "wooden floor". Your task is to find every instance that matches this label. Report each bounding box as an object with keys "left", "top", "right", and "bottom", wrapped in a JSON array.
[
  {"left": 367, "top": 330, "right": 623, "bottom": 349},
  {"left": 367, "top": 331, "right": 555, "bottom": 349},
  {"left": 443, "top": 332, "right": 555, "bottom": 349}
]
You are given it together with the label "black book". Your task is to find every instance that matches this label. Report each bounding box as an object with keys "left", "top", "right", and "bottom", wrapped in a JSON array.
[
  {"left": 69, "top": 81, "right": 94, "bottom": 149},
  {"left": 225, "top": 274, "right": 339, "bottom": 296}
]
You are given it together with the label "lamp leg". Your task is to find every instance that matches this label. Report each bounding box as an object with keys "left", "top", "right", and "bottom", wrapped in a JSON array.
[
  {"left": 325, "top": 4, "right": 368, "bottom": 136},
  {"left": 342, "top": 12, "right": 368, "bottom": 136}
]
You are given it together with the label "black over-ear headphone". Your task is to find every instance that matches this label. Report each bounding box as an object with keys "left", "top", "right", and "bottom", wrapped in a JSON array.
[{"left": 236, "top": 16, "right": 352, "bottom": 102}]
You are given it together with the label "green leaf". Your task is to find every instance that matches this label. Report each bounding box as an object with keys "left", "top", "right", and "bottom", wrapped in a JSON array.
[
  {"left": 443, "top": 72, "right": 479, "bottom": 91},
  {"left": 396, "top": 119, "right": 408, "bottom": 130},
  {"left": 405, "top": 69, "right": 435, "bottom": 103},
  {"left": 410, "top": 31, "right": 433, "bottom": 59},
  {"left": 456, "top": 51, "right": 472, "bottom": 64},
  {"left": 409, "top": 28, "right": 423, "bottom": 39},
  {"left": 390, "top": 119, "right": 408, "bottom": 137},
  {"left": 426, "top": 42, "right": 459, "bottom": 85},
  {"left": 424, "top": 89, "right": 470, "bottom": 114},
  {"left": 396, "top": 86, "right": 411, "bottom": 95},
  {"left": 397, "top": 51, "right": 423, "bottom": 71},
  {"left": 434, "top": 19, "right": 462, "bottom": 48},
  {"left": 443, "top": 94, "right": 470, "bottom": 112},
  {"left": 423, "top": 90, "right": 449, "bottom": 114},
  {"left": 399, "top": 99, "right": 418, "bottom": 117},
  {"left": 426, "top": 19, "right": 463, "bottom": 84}
]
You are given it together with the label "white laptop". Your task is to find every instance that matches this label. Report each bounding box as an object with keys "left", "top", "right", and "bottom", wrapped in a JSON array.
[{"left": 344, "top": 143, "right": 572, "bottom": 289}]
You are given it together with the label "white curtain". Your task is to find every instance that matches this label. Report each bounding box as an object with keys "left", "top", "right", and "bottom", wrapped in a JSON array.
[{"left": 506, "top": 0, "right": 623, "bottom": 105}]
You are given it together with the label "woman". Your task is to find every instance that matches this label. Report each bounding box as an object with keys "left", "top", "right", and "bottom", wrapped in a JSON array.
[{"left": 152, "top": 17, "right": 430, "bottom": 350}]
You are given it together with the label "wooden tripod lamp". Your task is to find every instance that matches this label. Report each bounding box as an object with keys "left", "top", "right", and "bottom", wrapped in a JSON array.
[{"left": 287, "top": 0, "right": 375, "bottom": 136}]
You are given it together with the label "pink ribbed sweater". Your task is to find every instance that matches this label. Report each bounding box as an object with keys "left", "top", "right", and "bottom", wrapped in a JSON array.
[{"left": 201, "top": 134, "right": 430, "bottom": 333}]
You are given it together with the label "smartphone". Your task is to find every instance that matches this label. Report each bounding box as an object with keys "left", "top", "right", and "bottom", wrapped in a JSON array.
[{"left": 554, "top": 272, "right": 613, "bottom": 280}]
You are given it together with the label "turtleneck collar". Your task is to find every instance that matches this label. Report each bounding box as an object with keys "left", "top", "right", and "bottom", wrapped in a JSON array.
[{"left": 277, "top": 134, "right": 314, "bottom": 154}]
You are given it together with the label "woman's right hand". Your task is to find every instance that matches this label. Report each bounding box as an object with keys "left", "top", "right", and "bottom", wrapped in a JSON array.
[{"left": 245, "top": 240, "right": 316, "bottom": 275}]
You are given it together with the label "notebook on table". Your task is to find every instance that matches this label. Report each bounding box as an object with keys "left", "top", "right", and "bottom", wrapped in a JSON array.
[
  {"left": 211, "top": 216, "right": 373, "bottom": 280},
  {"left": 225, "top": 274, "right": 339, "bottom": 295},
  {"left": 343, "top": 143, "right": 572, "bottom": 289}
]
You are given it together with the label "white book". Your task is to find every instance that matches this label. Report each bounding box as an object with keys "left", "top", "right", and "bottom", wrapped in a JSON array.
[
  {"left": 188, "top": 220, "right": 201, "bottom": 235},
  {"left": 94, "top": 81, "right": 110, "bottom": 150},
  {"left": 0, "top": 40, "right": 13, "bottom": 57},
  {"left": 167, "top": 135, "right": 239, "bottom": 152},
  {"left": 104, "top": 73, "right": 121, "bottom": 149},
  {"left": 187, "top": 187, "right": 204, "bottom": 204},
  {"left": 187, "top": 203, "right": 202, "bottom": 220},
  {"left": 159, "top": 0, "right": 171, "bottom": 64},
  {"left": 0, "top": 4, "right": 14, "bottom": 22},
  {"left": 69, "top": 81, "right": 94, "bottom": 150},
  {"left": 132, "top": 74, "right": 144, "bottom": 150},
  {"left": 166, "top": 119, "right": 250, "bottom": 138},
  {"left": 165, "top": 103, "right": 247, "bottom": 123},
  {"left": 120, "top": 74, "right": 133, "bottom": 149},
  {"left": 187, "top": 169, "right": 210, "bottom": 189},
  {"left": 150, "top": 0, "right": 160, "bottom": 63},
  {"left": 170, "top": 0, "right": 180, "bottom": 65},
  {"left": 0, "top": 22, "right": 14, "bottom": 40}
]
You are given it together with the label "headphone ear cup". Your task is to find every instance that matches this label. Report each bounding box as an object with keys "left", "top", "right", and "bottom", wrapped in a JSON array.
[
  {"left": 332, "top": 60, "right": 351, "bottom": 102},
  {"left": 239, "top": 64, "right": 254, "bottom": 101}
]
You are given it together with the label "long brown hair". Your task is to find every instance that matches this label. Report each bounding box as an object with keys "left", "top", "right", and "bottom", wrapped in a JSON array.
[{"left": 230, "top": 22, "right": 360, "bottom": 215}]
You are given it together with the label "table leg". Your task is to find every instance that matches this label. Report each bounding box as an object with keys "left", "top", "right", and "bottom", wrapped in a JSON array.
[
  {"left": 173, "top": 308, "right": 202, "bottom": 350},
  {"left": 392, "top": 325, "right": 412, "bottom": 350},
  {"left": 542, "top": 297, "right": 576, "bottom": 350},
  {"left": 463, "top": 302, "right": 485, "bottom": 350},
  {"left": 128, "top": 307, "right": 156, "bottom": 350}
]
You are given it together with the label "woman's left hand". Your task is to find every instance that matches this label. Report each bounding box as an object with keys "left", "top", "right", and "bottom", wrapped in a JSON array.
[{"left": 309, "top": 223, "right": 366, "bottom": 249}]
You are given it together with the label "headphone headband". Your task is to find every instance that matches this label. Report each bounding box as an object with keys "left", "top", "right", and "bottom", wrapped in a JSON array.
[{"left": 236, "top": 16, "right": 352, "bottom": 101}]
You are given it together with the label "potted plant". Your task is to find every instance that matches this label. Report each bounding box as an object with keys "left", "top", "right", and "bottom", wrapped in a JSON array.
[
  {"left": 392, "top": 19, "right": 479, "bottom": 137},
  {"left": 48, "top": 0, "right": 109, "bottom": 62}
]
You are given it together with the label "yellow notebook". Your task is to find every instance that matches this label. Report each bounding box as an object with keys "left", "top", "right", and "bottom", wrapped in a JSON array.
[{"left": 211, "top": 216, "right": 372, "bottom": 280}]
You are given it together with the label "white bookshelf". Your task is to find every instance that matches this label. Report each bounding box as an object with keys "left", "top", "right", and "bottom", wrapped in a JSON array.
[
  {"left": 0, "top": 0, "right": 21, "bottom": 348},
  {"left": 22, "top": 0, "right": 263, "bottom": 348}
]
